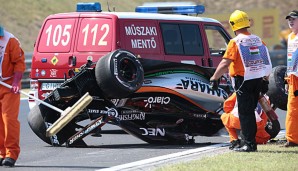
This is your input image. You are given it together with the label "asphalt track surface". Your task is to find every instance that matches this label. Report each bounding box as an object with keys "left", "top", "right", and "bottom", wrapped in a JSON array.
[{"left": 0, "top": 99, "right": 286, "bottom": 171}]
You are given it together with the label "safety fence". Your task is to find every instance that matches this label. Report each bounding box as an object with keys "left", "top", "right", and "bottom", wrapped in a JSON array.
[
  {"left": 22, "top": 50, "right": 287, "bottom": 89},
  {"left": 23, "top": 53, "right": 33, "bottom": 89}
]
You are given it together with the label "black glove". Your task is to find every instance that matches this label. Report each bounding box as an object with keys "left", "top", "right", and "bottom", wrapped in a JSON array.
[
  {"left": 210, "top": 79, "right": 219, "bottom": 90},
  {"left": 294, "top": 90, "right": 298, "bottom": 97},
  {"left": 260, "top": 79, "right": 269, "bottom": 94}
]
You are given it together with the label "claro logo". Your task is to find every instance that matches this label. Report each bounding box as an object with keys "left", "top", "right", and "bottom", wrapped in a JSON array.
[
  {"left": 144, "top": 96, "right": 170, "bottom": 108},
  {"left": 140, "top": 128, "right": 165, "bottom": 136}
]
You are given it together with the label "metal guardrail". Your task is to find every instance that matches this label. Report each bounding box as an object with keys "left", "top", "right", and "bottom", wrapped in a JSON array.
[
  {"left": 22, "top": 52, "right": 33, "bottom": 89},
  {"left": 22, "top": 50, "right": 287, "bottom": 89}
]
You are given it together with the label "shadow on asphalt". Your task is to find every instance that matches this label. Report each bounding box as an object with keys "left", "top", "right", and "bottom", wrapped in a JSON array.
[{"left": 40, "top": 142, "right": 223, "bottom": 149}]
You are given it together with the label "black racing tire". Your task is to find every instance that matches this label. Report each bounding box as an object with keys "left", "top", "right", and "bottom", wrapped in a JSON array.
[
  {"left": 27, "top": 105, "right": 52, "bottom": 145},
  {"left": 27, "top": 104, "right": 87, "bottom": 147},
  {"left": 95, "top": 49, "right": 144, "bottom": 98},
  {"left": 265, "top": 120, "right": 281, "bottom": 139},
  {"left": 267, "top": 65, "right": 288, "bottom": 111}
]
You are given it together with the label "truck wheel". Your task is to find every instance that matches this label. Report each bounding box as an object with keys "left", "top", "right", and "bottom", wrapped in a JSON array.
[
  {"left": 27, "top": 104, "right": 87, "bottom": 147},
  {"left": 95, "top": 49, "right": 144, "bottom": 98},
  {"left": 267, "top": 65, "right": 288, "bottom": 111},
  {"left": 265, "top": 120, "right": 281, "bottom": 139}
]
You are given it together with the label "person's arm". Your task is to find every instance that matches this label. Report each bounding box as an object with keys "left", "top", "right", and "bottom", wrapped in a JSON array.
[
  {"left": 9, "top": 37, "right": 25, "bottom": 93},
  {"left": 210, "top": 40, "right": 235, "bottom": 81},
  {"left": 210, "top": 58, "right": 232, "bottom": 81},
  {"left": 10, "top": 37, "right": 25, "bottom": 73}
]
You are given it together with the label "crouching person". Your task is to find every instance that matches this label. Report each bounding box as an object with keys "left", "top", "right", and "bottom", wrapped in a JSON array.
[{"left": 221, "top": 93, "right": 270, "bottom": 150}]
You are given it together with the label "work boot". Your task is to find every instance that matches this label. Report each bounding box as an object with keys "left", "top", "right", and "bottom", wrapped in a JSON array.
[
  {"left": 229, "top": 139, "right": 241, "bottom": 150},
  {"left": 233, "top": 143, "right": 257, "bottom": 152},
  {"left": 0, "top": 158, "right": 3, "bottom": 166},
  {"left": 2, "top": 157, "right": 16, "bottom": 167},
  {"left": 282, "top": 141, "right": 298, "bottom": 147}
]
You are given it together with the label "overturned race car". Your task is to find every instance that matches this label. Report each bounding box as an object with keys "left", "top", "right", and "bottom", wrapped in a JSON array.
[{"left": 27, "top": 49, "right": 281, "bottom": 147}]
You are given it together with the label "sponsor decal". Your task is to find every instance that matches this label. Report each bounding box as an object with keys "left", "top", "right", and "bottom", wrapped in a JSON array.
[
  {"left": 118, "top": 112, "right": 145, "bottom": 121},
  {"left": 110, "top": 99, "right": 120, "bottom": 105},
  {"left": 193, "top": 113, "right": 207, "bottom": 119},
  {"left": 143, "top": 79, "right": 152, "bottom": 84},
  {"left": 68, "top": 118, "right": 103, "bottom": 145},
  {"left": 145, "top": 70, "right": 203, "bottom": 78},
  {"left": 100, "top": 107, "right": 118, "bottom": 117},
  {"left": 144, "top": 96, "right": 170, "bottom": 108},
  {"left": 140, "top": 128, "right": 165, "bottom": 136},
  {"left": 239, "top": 37, "right": 262, "bottom": 46},
  {"left": 145, "top": 70, "right": 175, "bottom": 77},
  {"left": 88, "top": 109, "right": 100, "bottom": 114},
  {"left": 113, "top": 58, "right": 118, "bottom": 75},
  {"left": 176, "top": 78, "right": 228, "bottom": 99}
]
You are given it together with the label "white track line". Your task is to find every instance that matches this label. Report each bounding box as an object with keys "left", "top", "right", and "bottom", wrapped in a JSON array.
[
  {"left": 96, "top": 130, "right": 286, "bottom": 171},
  {"left": 96, "top": 143, "right": 228, "bottom": 171}
]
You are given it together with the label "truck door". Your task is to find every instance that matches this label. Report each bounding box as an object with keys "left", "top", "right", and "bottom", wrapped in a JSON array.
[
  {"left": 202, "top": 24, "right": 231, "bottom": 67},
  {"left": 34, "top": 18, "right": 77, "bottom": 79},
  {"left": 73, "top": 16, "right": 114, "bottom": 71},
  {"left": 31, "top": 18, "right": 78, "bottom": 100},
  {"left": 161, "top": 23, "right": 205, "bottom": 66}
]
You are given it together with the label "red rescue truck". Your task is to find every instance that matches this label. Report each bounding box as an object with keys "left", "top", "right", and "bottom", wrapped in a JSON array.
[{"left": 28, "top": 2, "right": 231, "bottom": 108}]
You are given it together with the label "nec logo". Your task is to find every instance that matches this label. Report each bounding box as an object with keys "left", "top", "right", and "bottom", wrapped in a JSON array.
[{"left": 140, "top": 128, "right": 165, "bottom": 136}]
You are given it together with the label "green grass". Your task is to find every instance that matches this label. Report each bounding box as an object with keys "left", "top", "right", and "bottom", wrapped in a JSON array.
[{"left": 157, "top": 144, "right": 298, "bottom": 171}]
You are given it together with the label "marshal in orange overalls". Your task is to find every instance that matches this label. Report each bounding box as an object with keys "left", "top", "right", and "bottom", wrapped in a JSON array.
[
  {"left": 221, "top": 93, "right": 270, "bottom": 144},
  {"left": 0, "top": 32, "right": 25, "bottom": 161}
]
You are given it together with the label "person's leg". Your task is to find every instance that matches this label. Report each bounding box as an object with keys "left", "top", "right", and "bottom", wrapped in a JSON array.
[
  {"left": 233, "top": 78, "right": 260, "bottom": 152},
  {"left": 255, "top": 114, "right": 270, "bottom": 144},
  {"left": 237, "top": 88, "right": 257, "bottom": 146},
  {"left": 221, "top": 113, "right": 239, "bottom": 142},
  {"left": 285, "top": 75, "right": 298, "bottom": 146},
  {"left": 1, "top": 91, "right": 20, "bottom": 164},
  {"left": 0, "top": 91, "right": 6, "bottom": 163},
  {"left": 0, "top": 103, "right": 5, "bottom": 166}
]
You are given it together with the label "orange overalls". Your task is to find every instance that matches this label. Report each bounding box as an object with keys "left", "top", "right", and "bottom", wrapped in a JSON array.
[
  {"left": 285, "top": 74, "right": 298, "bottom": 144},
  {"left": 221, "top": 93, "right": 270, "bottom": 144},
  {"left": 284, "top": 32, "right": 298, "bottom": 144},
  {"left": 0, "top": 33, "right": 25, "bottom": 161}
]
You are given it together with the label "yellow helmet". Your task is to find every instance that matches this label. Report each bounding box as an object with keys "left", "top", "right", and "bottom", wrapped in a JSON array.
[{"left": 229, "top": 10, "right": 250, "bottom": 32}]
